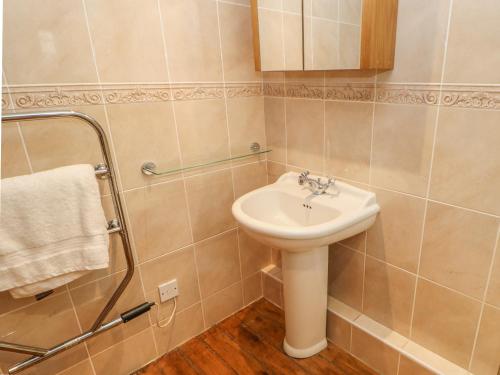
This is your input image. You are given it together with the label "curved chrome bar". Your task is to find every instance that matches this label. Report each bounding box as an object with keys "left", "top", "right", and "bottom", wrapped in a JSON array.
[{"left": 1, "top": 111, "right": 135, "bottom": 366}]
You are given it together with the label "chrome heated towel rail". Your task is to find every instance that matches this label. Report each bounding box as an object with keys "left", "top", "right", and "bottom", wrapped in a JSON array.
[{"left": 0, "top": 111, "right": 154, "bottom": 374}]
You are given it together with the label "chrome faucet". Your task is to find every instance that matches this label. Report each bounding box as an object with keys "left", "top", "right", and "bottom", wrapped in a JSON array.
[{"left": 298, "top": 171, "right": 335, "bottom": 195}]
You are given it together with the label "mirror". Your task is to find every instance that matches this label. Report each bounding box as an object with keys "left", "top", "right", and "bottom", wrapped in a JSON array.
[
  {"left": 303, "top": 0, "right": 362, "bottom": 70},
  {"left": 251, "top": 0, "right": 398, "bottom": 71},
  {"left": 253, "top": 0, "right": 304, "bottom": 71}
]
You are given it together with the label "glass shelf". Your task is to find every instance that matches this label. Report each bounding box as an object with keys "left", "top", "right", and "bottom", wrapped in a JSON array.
[{"left": 142, "top": 143, "right": 271, "bottom": 176}]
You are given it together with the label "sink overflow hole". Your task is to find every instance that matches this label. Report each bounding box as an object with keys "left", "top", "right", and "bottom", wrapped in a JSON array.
[{"left": 302, "top": 203, "right": 312, "bottom": 209}]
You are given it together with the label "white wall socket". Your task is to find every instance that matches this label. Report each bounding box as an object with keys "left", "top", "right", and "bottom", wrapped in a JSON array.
[{"left": 158, "top": 279, "right": 179, "bottom": 303}]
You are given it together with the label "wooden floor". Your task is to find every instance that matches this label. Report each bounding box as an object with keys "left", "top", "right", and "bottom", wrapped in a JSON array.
[{"left": 133, "top": 299, "right": 377, "bottom": 375}]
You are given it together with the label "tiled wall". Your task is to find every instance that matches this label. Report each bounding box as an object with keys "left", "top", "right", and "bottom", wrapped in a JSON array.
[
  {"left": 264, "top": 0, "right": 500, "bottom": 374},
  {"left": 1, "top": 0, "right": 272, "bottom": 374}
]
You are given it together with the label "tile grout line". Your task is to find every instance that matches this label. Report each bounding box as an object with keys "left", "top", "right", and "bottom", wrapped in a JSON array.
[
  {"left": 155, "top": 0, "right": 207, "bottom": 332},
  {"left": 76, "top": 2, "right": 107, "bottom": 373},
  {"left": 468, "top": 224, "right": 500, "bottom": 370},
  {"left": 266, "top": 160, "right": 500, "bottom": 219},
  {"left": 65, "top": 283, "right": 96, "bottom": 375},
  {"left": 214, "top": 0, "right": 246, "bottom": 308},
  {"left": 362, "top": 70, "right": 378, "bottom": 313},
  {"left": 408, "top": 0, "right": 453, "bottom": 340}
]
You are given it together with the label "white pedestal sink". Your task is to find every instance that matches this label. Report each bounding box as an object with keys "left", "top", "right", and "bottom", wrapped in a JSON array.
[{"left": 232, "top": 172, "right": 380, "bottom": 358}]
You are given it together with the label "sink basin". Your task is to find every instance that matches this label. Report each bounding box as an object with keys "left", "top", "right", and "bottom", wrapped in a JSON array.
[
  {"left": 232, "top": 172, "right": 380, "bottom": 251},
  {"left": 232, "top": 172, "right": 380, "bottom": 358}
]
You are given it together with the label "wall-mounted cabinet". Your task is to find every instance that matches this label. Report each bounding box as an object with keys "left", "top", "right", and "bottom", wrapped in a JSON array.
[{"left": 251, "top": 0, "right": 398, "bottom": 71}]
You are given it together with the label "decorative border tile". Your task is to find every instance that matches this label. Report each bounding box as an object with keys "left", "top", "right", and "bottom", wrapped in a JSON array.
[
  {"left": 286, "top": 83, "right": 324, "bottom": 100},
  {"left": 325, "top": 84, "right": 375, "bottom": 102},
  {"left": 263, "top": 82, "right": 285, "bottom": 97},
  {"left": 4, "top": 83, "right": 500, "bottom": 111},
  {"left": 3, "top": 82, "right": 264, "bottom": 110},
  {"left": 376, "top": 84, "right": 440, "bottom": 105},
  {"left": 440, "top": 85, "right": 500, "bottom": 110}
]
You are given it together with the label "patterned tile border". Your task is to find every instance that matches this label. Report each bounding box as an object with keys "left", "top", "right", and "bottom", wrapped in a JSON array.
[
  {"left": 262, "top": 82, "right": 500, "bottom": 110},
  {"left": 3, "top": 82, "right": 499, "bottom": 111},
  {"left": 376, "top": 84, "right": 441, "bottom": 105},
  {"left": 440, "top": 85, "right": 500, "bottom": 110},
  {"left": 2, "top": 82, "right": 263, "bottom": 111}
]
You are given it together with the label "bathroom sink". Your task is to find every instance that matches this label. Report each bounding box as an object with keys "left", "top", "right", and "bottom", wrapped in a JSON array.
[
  {"left": 232, "top": 172, "right": 380, "bottom": 251},
  {"left": 232, "top": 171, "right": 380, "bottom": 359}
]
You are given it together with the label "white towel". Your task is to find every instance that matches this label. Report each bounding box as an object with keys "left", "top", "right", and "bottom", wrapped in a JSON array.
[{"left": 0, "top": 164, "right": 110, "bottom": 298}]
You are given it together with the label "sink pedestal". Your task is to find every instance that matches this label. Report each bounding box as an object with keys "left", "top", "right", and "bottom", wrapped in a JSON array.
[{"left": 281, "top": 245, "right": 329, "bottom": 358}]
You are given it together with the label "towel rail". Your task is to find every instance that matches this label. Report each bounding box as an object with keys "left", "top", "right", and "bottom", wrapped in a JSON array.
[{"left": 1, "top": 111, "right": 152, "bottom": 374}]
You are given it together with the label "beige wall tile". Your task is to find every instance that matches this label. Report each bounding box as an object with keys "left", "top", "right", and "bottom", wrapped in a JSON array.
[
  {"left": 160, "top": 0, "right": 223, "bottom": 82},
  {"left": 56, "top": 360, "right": 94, "bottom": 375},
  {"left": 20, "top": 106, "right": 106, "bottom": 173},
  {"left": 367, "top": 188, "right": 425, "bottom": 273},
  {"left": 339, "top": 0, "right": 362, "bottom": 25},
  {"left": 238, "top": 229, "right": 271, "bottom": 278},
  {"left": 125, "top": 181, "right": 192, "bottom": 262},
  {"left": 69, "top": 196, "right": 126, "bottom": 288},
  {"left": 195, "top": 230, "right": 241, "bottom": 298},
  {"left": 1, "top": 125, "right": 30, "bottom": 178},
  {"left": 70, "top": 271, "right": 149, "bottom": 355},
  {"left": 264, "top": 97, "right": 286, "bottom": 163},
  {"left": 351, "top": 327, "right": 400, "bottom": 375},
  {"left": 243, "top": 272, "right": 263, "bottom": 305},
  {"left": 85, "top": 0, "right": 168, "bottom": 82},
  {"left": 232, "top": 162, "right": 268, "bottom": 199},
  {"left": 486, "top": 240, "right": 500, "bottom": 308},
  {"left": 420, "top": 203, "right": 498, "bottom": 299},
  {"left": 107, "top": 102, "right": 180, "bottom": 190},
  {"left": 267, "top": 161, "right": 286, "bottom": 184},
  {"left": 398, "top": 355, "right": 437, "bottom": 375},
  {"left": 283, "top": 13, "right": 304, "bottom": 71},
  {"left": 378, "top": 0, "right": 450, "bottom": 83},
  {"left": 371, "top": 103, "right": 437, "bottom": 196},
  {"left": 328, "top": 244, "right": 364, "bottom": 310},
  {"left": 271, "top": 248, "right": 282, "bottom": 268},
  {"left": 363, "top": 257, "right": 416, "bottom": 336},
  {"left": 4, "top": 0, "right": 98, "bottom": 85},
  {"left": 338, "top": 24, "right": 361, "bottom": 70},
  {"left": 91, "top": 328, "right": 156, "bottom": 375},
  {"left": 326, "top": 311, "right": 351, "bottom": 351},
  {"left": 174, "top": 99, "right": 229, "bottom": 167},
  {"left": 226, "top": 96, "right": 266, "bottom": 156},
  {"left": 263, "top": 273, "right": 283, "bottom": 308},
  {"left": 140, "top": 246, "right": 200, "bottom": 311},
  {"left": 286, "top": 98, "right": 324, "bottom": 171},
  {"left": 340, "top": 232, "right": 366, "bottom": 252},
  {"left": 258, "top": 9, "right": 285, "bottom": 71},
  {"left": 153, "top": 302, "right": 205, "bottom": 353},
  {"left": 0, "top": 293, "right": 88, "bottom": 375},
  {"left": 219, "top": 2, "right": 261, "bottom": 82},
  {"left": 412, "top": 279, "right": 481, "bottom": 367},
  {"left": 307, "top": 18, "right": 338, "bottom": 70},
  {"left": 185, "top": 169, "right": 236, "bottom": 242},
  {"left": 325, "top": 101, "right": 372, "bottom": 183},
  {"left": 429, "top": 108, "right": 500, "bottom": 215},
  {"left": 470, "top": 305, "right": 500, "bottom": 375},
  {"left": 443, "top": 0, "right": 500, "bottom": 84},
  {"left": 202, "top": 282, "right": 244, "bottom": 327},
  {"left": 313, "top": 0, "right": 339, "bottom": 20}
]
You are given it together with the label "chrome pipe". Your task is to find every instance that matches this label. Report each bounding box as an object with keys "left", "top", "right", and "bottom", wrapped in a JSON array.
[
  {"left": 7, "top": 302, "right": 154, "bottom": 374},
  {"left": 1, "top": 111, "right": 135, "bottom": 348},
  {"left": 0, "top": 342, "right": 48, "bottom": 357},
  {"left": 7, "top": 318, "right": 122, "bottom": 374}
]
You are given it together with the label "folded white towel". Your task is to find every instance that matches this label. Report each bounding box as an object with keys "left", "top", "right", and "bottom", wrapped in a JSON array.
[{"left": 0, "top": 164, "right": 109, "bottom": 298}]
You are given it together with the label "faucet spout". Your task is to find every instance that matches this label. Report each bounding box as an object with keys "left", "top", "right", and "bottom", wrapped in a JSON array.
[{"left": 297, "top": 171, "right": 335, "bottom": 195}]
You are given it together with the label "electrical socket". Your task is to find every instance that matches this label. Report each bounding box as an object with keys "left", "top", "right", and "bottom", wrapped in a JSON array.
[{"left": 158, "top": 279, "right": 179, "bottom": 303}]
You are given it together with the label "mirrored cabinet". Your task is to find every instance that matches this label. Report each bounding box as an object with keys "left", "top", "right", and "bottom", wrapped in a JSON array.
[{"left": 251, "top": 0, "right": 398, "bottom": 71}]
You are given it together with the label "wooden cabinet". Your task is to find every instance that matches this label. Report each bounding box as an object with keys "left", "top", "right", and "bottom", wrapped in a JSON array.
[{"left": 251, "top": 0, "right": 398, "bottom": 71}]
